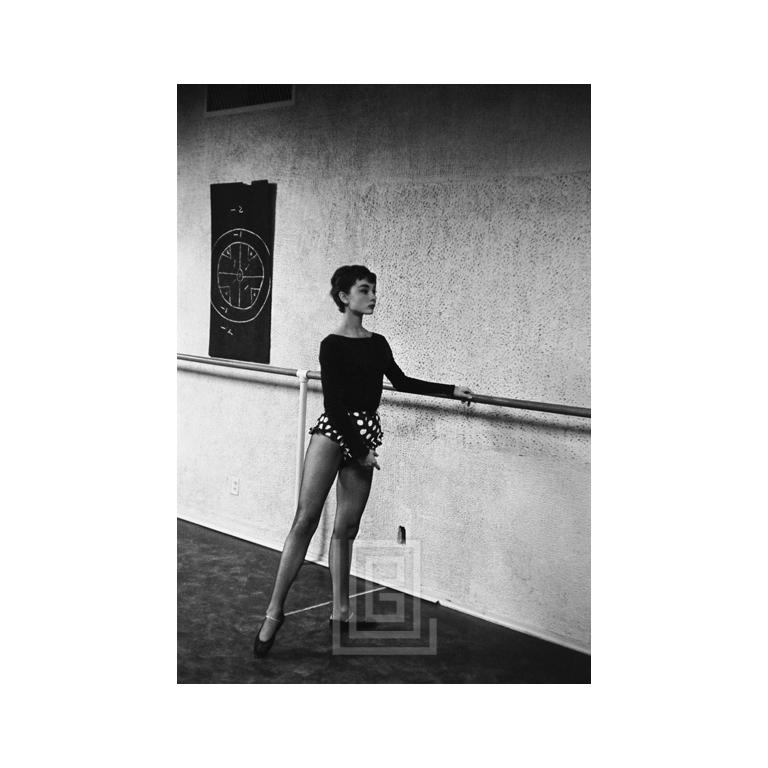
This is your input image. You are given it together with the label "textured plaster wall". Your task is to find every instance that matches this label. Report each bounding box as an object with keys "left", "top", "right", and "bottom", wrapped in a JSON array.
[{"left": 177, "top": 85, "right": 590, "bottom": 651}]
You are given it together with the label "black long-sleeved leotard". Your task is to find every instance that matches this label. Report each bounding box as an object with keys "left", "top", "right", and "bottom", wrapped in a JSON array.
[{"left": 318, "top": 332, "right": 455, "bottom": 459}]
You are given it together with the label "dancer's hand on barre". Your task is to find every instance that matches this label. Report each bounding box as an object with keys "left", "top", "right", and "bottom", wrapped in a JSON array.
[
  {"left": 453, "top": 385, "right": 474, "bottom": 407},
  {"left": 357, "top": 449, "right": 381, "bottom": 470}
]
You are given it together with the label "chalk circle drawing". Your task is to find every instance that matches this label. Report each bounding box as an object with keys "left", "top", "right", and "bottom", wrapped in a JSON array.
[{"left": 211, "top": 227, "right": 272, "bottom": 323}]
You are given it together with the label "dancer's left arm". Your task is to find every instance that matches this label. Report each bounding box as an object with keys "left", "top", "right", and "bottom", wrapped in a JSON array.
[{"left": 383, "top": 339, "right": 474, "bottom": 407}]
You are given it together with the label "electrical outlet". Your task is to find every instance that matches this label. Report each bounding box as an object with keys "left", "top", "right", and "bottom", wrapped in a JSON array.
[{"left": 229, "top": 476, "right": 240, "bottom": 495}]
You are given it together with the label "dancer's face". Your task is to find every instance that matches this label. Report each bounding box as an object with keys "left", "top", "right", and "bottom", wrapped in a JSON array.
[{"left": 342, "top": 279, "right": 376, "bottom": 314}]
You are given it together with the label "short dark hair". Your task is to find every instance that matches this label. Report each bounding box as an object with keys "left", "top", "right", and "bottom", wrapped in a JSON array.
[{"left": 329, "top": 265, "right": 377, "bottom": 313}]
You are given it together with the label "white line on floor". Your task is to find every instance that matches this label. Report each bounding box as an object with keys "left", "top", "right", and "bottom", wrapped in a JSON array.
[{"left": 284, "top": 587, "right": 387, "bottom": 616}]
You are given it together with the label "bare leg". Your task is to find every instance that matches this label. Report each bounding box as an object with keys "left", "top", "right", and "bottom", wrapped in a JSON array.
[
  {"left": 329, "top": 460, "right": 374, "bottom": 620},
  {"left": 257, "top": 433, "right": 342, "bottom": 641}
]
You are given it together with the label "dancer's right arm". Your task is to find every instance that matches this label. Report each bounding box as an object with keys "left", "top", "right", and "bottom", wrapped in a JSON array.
[{"left": 319, "top": 338, "right": 370, "bottom": 460}]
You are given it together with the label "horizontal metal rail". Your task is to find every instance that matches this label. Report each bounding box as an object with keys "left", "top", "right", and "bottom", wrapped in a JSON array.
[{"left": 177, "top": 353, "right": 591, "bottom": 419}]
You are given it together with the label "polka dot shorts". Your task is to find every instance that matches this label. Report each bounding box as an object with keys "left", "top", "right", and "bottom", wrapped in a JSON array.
[{"left": 308, "top": 409, "right": 384, "bottom": 465}]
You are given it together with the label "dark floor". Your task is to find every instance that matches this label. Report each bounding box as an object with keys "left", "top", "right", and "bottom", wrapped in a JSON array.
[{"left": 177, "top": 519, "right": 590, "bottom": 684}]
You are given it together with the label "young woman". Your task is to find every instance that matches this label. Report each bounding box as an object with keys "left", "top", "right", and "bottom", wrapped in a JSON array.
[{"left": 254, "top": 265, "right": 474, "bottom": 658}]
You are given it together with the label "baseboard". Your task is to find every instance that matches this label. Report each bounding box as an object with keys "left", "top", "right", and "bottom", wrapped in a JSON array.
[{"left": 177, "top": 512, "right": 590, "bottom": 656}]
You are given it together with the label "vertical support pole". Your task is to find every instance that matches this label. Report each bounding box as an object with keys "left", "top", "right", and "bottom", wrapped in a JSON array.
[{"left": 294, "top": 369, "right": 309, "bottom": 510}]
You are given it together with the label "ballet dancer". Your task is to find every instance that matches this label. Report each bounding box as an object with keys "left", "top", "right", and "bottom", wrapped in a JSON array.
[{"left": 254, "top": 264, "right": 473, "bottom": 657}]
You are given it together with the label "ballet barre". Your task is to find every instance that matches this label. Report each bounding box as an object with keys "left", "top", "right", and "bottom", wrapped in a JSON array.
[
  {"left": 176, "top": 353, "right": 591, "bottom": 418},
  {"left": 178, "top": 352, "right": 590, "bottom": 508}
]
